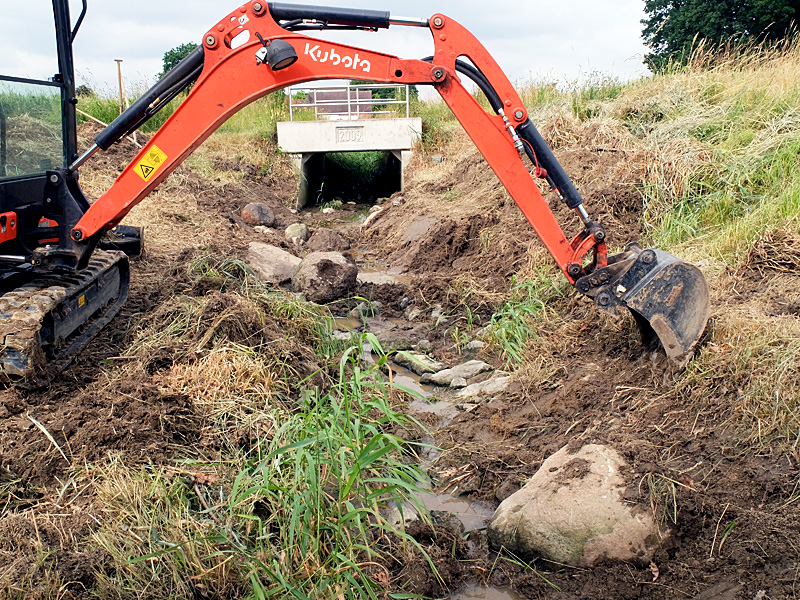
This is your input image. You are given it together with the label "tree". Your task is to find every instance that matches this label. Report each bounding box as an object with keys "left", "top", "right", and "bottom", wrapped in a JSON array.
[
  {"left": 642, "top": 0, "right": 799, "bottom": 70},
  {"left": 159, "top": 42, "right": 198, "bottom": 79}
]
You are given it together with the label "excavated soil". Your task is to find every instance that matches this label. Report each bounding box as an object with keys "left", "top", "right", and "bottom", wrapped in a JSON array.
[{"left": 1, "top": 121, "right": 798, "bottom": 599}]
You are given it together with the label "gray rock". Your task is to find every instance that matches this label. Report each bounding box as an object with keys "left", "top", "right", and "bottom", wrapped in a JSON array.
[
  {"left": 465, "top": 340, "right": 486, "bottom": 352},
  {"left": 285, "top": 222, "right": 311, "bottom": 242},
  {"left": 400, "top": 296, "right": 411, "bottom": 310},
  {"left": 430, "top": 154, "right": 444, "bottom": 164},
  {"left": 393, "top": 351, "right": 445, "bottom": 375},
  {"left": 348, "top": 302, "right": 377, "bottom": 319},
  {"left": 292, "top": 252, "right": 358, "bottom": 304},
  {"left": 241, "top": 202, "right": 275, "bottom": 227},
  {"left": 321, "top": 207, "right": 335, "bottom": 215},
  {"left": 405, "top": 307, "right": 422, "bottom": 321},
  {"left": 307, "top": 229, "right": 350, "bottom": 252},
  {"left": 247, "top": 242, "right": 301, "bottom": 284},
  {"left": 416, "top": 339, "right": 432, "bottom": 353},
  {"left": 357, "top": 271, "right": 405, "bottom": 285},
  {"left": 420, "top": 360, "right": 493, "bottom": 386},
  {"left": 488, "top": 444, "right": 663, "bottom": 568},
  {"left": 450, "top": 377, "right": 468, "bottom": 389},
  {"left": 253, "top": 225, "right": 273, "bottom": 235},
  {"left": 382, "top": 338, "right": 413, "bottom": 353},
  {"left": 361, "top": 206, "right": 384, "bottom": 229},
  {"left": 430, "top": 304, "right": 444, "bottom": 321},
  {"left": 455, "top": 375, "right": 511, "bottom": 399}
]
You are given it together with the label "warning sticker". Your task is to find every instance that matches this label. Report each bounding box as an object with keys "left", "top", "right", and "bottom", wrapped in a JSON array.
[
  {"left": 78, "top": 294, "right": 86, "bottom": 308},
  {"left": 135, "top": 145, "right": 168, "bottom": 181}
]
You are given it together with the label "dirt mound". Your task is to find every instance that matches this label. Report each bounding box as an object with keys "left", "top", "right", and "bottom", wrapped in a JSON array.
[{"left": 359, "top": 120, "right": 650, "bottom": 314}]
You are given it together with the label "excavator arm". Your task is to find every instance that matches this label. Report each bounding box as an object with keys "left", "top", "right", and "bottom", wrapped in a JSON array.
[{"left": 70, "top": 1, "right": 710, "bottom": 365}]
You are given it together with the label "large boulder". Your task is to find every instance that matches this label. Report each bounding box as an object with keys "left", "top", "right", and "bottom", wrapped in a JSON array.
[
  {"left": 488, "top": 444, "right": 663, "bottom": 568},
  {"left": 307, "top": 229, "right": 350, "bottom": 252},
  {"left": 241, "top": 202, "right": 275, "bottom": 227},
  {"left": 292, "top": 252, "right": 357, "bottom": 303},
  {"left": 247, "top": 242, "right": 301, "bottom": 284}
]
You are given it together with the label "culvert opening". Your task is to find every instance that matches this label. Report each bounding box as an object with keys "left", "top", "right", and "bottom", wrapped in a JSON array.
[{"left": 305, "top": 151, "right": 401, "bottom": 205}]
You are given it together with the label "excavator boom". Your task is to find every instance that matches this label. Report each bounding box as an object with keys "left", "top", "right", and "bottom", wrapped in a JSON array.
[{"left": 1, "top": 1, "right": 710, "bottom": 382}]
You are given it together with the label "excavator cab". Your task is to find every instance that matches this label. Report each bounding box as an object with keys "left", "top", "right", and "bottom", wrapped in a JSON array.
[{"left": 0, "top": 0, "right": 139, "bottom": 383}]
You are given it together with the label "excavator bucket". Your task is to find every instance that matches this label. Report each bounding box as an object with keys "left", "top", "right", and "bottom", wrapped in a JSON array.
[{"left": 589, "top": 246, "right": 710, "bottom": 366}]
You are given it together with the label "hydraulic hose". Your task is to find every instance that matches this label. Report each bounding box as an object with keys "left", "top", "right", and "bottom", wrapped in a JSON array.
[
  {"left": 421, "top": 56, "right": 503, "bottom": 112},
  {"left": 421, "top": 57, "right": 585, "bottom": 209},
  {"left": 268, "top": 3, "right": 390, "bottom": 28}
]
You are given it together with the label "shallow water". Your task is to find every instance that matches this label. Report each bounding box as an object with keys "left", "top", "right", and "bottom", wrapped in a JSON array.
[{"left": 417, "top": 491, "right": 496, "bottom": 532}]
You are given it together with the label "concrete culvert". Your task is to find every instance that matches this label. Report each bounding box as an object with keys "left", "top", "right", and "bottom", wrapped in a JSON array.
[{"left": 303, "top": 151, "right": 401, "bottom": 206}]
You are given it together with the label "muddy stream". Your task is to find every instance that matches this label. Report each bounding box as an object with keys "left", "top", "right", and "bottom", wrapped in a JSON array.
[{"left": 335, "top": 307, "right": 508, "bottom": 600}]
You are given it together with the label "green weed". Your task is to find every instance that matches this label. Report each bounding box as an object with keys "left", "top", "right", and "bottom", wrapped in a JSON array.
[
  {"left": 484, "top": 270, "right": 565, "bottom": 367},
  {"left": 91, "top": 340, "right": 432, "bottom": 600}
]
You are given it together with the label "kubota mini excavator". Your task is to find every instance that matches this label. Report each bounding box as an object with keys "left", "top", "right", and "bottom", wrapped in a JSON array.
[{"left": 0, "top": 1, "right": 710, "bottom": 384}]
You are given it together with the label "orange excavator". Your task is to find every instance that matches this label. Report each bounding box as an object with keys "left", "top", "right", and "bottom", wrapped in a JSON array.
[{"left": 0, "top": 1, "right": 709, "bottom": 383}]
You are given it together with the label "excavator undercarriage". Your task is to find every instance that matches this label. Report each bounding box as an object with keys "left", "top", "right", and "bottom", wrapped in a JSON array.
[{"left": 0, "top": 0, "right": 711, "bottom": 384}]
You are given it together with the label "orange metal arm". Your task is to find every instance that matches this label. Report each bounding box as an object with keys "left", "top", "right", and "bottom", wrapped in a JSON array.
[{"left": 73, "top": 1, "right": 592, "bottom": 282}]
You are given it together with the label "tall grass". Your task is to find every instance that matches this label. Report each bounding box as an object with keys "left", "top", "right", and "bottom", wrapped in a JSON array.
[
  {"left": 92, "top": 341, "right": 430, "bottom": 599},
  {"left": 623, "top": 37, "right": 800, "bottom": 260},
  {"left": 484, "top": 269, "right": 566, "bottom": 367},
  {"left": 81, "top": 257, "right": 432, "bottom": 599}
]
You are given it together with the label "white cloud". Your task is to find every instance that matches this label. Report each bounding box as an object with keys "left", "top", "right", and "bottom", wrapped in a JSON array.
[{"left": 2, "top": 0, "right": 649, "bottom": 94}]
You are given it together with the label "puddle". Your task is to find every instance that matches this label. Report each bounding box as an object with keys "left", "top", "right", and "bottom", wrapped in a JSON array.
[
  {"left": 333, "top": 316, "right": 364, "bottom": 332},
  {"left": 388, "top": 365, "right": 434, "bottom": 397},
  {"left": 351, "top": 248, "right": 414, "bottom": 286},
  {"left": 417, "top": 491, "right": 495, "bottom": 532},
  {"left": 450, "top": 585, "right": 525, "bottom": 600}
]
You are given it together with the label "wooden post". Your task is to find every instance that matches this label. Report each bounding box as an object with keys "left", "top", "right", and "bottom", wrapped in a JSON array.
[
  {"left": 115, "top": 59, "right": 124, "bottom": 116},
  {"left": 114, "top": 59, "right": 137, "bottom": 144}
]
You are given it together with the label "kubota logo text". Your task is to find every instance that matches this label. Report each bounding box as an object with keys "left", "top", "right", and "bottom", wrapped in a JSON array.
[{"left": 304, "top": 43, "right": 371, "bottom": 73}]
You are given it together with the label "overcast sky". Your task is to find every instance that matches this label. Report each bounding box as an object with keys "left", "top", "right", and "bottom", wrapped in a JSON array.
[{"left": 4, "top": 0, "right": 649, "bottom": 95}]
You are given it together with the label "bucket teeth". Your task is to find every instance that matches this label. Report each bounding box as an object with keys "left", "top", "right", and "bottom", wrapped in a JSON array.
[{"left": 577, "top": 247, "right": 710, "bottom": 366}]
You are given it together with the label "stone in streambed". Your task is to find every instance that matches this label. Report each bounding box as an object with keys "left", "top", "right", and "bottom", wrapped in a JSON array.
[
  {"left": 284, "top": 222, "right": 311, "bottom": 242},
  {"left": 292, "top": 252, "right": 357, "bottom": 304},
  {"left": 393, "top": 351, "right": 445, "bottom": 375},
  {"left": 247, "top": 242, "right": 300, "bottom": 284},
  {"left": 420, "top": 359, "right": 493, "bottom": 386},
  {"left": 241, "top": 202, "right": 275, "bottom": 227},
  {"left": 307, "top": 229, "right": 350, "bottom": 252},
  {"left": 455, "top": 374, "right": 512, "bottom": 399}
]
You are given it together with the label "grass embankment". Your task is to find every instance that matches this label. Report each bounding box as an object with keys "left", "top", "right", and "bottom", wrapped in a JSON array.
[
  {"left": 9, "top": 259, "right": 430, "bottom": 599},
  {"left": 476, "top": 42, "right": 800, "bottom": 450}
]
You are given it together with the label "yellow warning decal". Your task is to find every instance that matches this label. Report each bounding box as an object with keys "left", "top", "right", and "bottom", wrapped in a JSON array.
[
  {"left": 135, "top": 145, "right": 168, "bottom": 181},
  {"left": 78, "top": 294, "right": 86, "bottom": 308}
]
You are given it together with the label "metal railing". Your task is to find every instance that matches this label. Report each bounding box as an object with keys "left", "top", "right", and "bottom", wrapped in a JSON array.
[{"left": 288, "top": 82, "right": 411, "bottom": 121}]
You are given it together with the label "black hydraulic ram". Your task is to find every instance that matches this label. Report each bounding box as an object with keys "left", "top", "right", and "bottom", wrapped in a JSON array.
[
  {"left": 0, "top": 102, "right": 6, "bottom": 176},
  {"left": 267, "top": 3, "right": 391, "bottom": 28},
  {"left": 71, "top": 47, "right": 205, "bottom": 170},
  {"left": 515, "top": 119, "right": 585, "bottom": 211}
]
